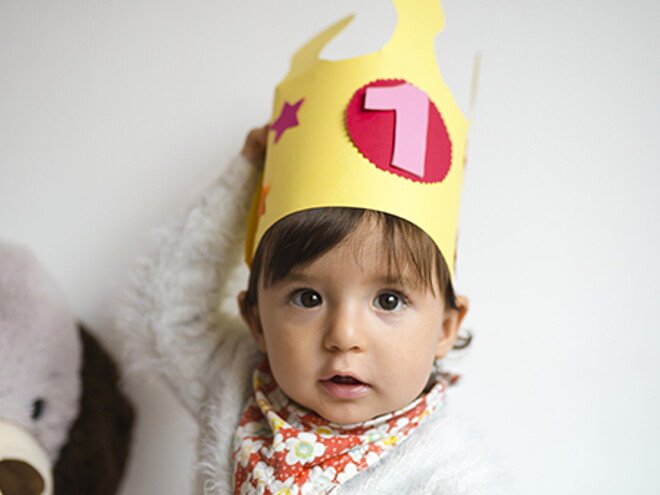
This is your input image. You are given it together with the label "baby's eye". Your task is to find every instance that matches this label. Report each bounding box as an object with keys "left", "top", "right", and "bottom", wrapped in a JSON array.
[
  {"left": 374, "top": 292, "right": 404, "bottom": 311},
  {"left": 292, "top": 289, "right": 323, "bottom": 308}
]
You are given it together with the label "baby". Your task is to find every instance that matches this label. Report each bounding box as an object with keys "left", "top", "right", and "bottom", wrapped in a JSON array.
[
  {"left": 119, "top": 1, "right": 512, "bottom": 493},
  {"left": 118, "top": 128, "right": 510, "bottom": 494}
]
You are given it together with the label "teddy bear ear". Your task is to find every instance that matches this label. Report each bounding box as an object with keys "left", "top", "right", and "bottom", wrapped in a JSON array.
[
  {"left": 0, "top": 459, "right": 46, "bottom": 495},
  {"left": 52, "top": 324, "right": 134, "bottom": 495}
]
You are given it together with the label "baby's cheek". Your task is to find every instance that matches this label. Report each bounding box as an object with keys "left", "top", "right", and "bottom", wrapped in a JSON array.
[
  {"left": 389, "top": 355, "right": 434, "bottom": 397},
  {"left": 269, "top": 350, "right": 310, "bottom": 395}
]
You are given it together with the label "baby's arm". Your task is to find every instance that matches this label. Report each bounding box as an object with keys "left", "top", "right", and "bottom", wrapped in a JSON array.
[{"left": 116, "top": 129, "right": 266, "bottom": 417}]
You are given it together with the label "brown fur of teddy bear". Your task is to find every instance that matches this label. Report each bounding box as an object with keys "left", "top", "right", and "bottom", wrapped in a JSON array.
[{"left": 52, "top": 324, "right": 134, "bottom": 495}]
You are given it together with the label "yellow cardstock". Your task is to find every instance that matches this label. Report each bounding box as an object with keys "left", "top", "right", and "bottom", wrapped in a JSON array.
[{"left": 246, "top": 0, "right": 468, "bottom": 276}]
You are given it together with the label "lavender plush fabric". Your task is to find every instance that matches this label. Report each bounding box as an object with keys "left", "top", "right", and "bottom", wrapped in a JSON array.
[{"left": 0, "top": 241, "right": 81, "bottom": 461}]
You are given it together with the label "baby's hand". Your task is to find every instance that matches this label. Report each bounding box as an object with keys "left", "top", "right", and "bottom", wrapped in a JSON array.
[{"left": 241, "top": 125, "right": 269, "bottom": 172}]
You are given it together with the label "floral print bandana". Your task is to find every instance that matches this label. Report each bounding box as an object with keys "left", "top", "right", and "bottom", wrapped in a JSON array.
[{"left": 233, "top": 359, "right": 454, "bottom": 495}]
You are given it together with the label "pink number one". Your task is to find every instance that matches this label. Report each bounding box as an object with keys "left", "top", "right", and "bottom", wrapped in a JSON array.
[{"left": 364, "top": 83, "right": 430, "bottom": 178}]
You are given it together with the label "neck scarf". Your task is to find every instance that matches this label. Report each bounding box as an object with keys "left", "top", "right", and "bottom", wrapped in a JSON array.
[{"left": 233, "top": 360, "right": 453, "bottom": 495}]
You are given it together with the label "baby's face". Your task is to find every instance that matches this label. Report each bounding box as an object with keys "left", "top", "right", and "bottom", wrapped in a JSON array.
[{"left": 244, "top": 220, "right": 460, "bottom": 425}]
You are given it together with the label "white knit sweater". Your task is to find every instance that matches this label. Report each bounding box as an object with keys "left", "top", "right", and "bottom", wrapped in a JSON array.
[{"left": 116, "top": 156, "right": 514, "bottom": 494}]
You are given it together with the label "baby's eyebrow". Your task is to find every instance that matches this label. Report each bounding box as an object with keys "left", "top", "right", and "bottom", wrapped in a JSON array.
[
  {"left": 272, "top": 271, "right": 312, "bottom": 286},
  {"left": 374, "top": 272, "right": 424, "bottom": 291},
  {"left": 270, "top": 269, "right": 422, "bottom": 291},
  {"left": 377, "top": 275, "right": 413, "bottom": 287}
]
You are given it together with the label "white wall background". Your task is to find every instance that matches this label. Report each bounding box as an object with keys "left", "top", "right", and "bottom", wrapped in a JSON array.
[{"left": 1, "top": 0, "right": 658, "bottom": 493}]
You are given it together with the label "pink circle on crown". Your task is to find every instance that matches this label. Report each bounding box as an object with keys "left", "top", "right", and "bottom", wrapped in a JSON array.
[{"left": 345, "top": 79, "right": 452, "bottom": 184}]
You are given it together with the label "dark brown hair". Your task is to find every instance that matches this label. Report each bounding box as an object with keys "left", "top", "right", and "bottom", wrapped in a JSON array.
[{"left": 243, "top": 207, "right": 471, "bottom": 349}]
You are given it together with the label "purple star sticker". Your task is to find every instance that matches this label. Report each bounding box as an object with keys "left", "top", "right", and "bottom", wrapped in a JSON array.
[{"left": 270, "top": 98, "right": 304, "bottom": 143}]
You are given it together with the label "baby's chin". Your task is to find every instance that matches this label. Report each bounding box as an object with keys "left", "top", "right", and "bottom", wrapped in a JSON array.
[
  {"left": 303, "top": 401, "right": 400, "bottom": 426},
  {"left": 287, "top": 388, "right": 424, "bottom": 426}
]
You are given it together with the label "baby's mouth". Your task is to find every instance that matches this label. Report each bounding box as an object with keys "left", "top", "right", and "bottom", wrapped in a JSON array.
[
  {"left": 330, "top": 375, "right": 363, "bottom": 385},
  {"left": 320, "top": 374, "right": 371, "bottom": 400}
]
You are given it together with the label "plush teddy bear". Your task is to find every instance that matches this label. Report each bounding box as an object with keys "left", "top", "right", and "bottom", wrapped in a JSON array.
[{"left": 0, "top": 239, "right": 134, "bottom": 495}]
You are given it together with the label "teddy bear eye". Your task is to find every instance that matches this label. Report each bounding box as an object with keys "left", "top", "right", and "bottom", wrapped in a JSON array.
[{"left": 31, "top": 398, "right": 46, "bottom": 420}]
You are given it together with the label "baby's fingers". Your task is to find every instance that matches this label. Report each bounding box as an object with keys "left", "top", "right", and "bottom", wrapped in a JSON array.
[{"left": 241, "top": 125, "right": 269, "bottom": 171}]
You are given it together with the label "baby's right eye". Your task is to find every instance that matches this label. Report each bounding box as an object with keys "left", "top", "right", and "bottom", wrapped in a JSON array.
[{"left": 291, "top": 289, "right": 323, "bottom": 308}]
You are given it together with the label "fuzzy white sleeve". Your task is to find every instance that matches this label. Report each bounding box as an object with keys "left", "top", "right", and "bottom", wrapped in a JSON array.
[
  {"left": 115, "top": 155, "right": 260, "bottom": 417},
  {"left": 340, "top": 410, "right": 516, "bottom": 494}
]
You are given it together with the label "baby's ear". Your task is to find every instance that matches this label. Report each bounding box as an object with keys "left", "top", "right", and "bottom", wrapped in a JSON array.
[
  {"left": 435, "top": 295, "right": 469, "bottom": 359},
  {"left": 238, "top": 291, "right": 267, "bottom": 352}
]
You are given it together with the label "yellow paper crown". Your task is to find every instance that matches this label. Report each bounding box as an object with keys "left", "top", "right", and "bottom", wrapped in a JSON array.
[{"left": 246, "top": 0, "right": 468, "bottom": 276}]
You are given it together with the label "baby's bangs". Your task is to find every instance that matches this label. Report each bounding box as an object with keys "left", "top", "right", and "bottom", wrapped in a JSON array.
[
  {"left": 245, "top": 207, "right": 453, "bottom": 308},
  {"left": 258, "top": 208, "right": 366, "bottom": 288},
  {"left": 373, "top": 211, "right": 446, "bottom": 296}
]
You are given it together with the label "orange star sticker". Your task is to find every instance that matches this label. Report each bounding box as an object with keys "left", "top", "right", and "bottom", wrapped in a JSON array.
[{"left": 259, "top": 184, "right": 271, "bottom": 217}]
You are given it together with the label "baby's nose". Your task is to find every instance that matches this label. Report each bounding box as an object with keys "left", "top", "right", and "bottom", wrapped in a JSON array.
[{"left": 322, "top": 307, "right": 368, "bottom": 352}]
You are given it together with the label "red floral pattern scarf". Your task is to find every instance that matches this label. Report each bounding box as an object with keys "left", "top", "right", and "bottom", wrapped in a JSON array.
[{"left": 233, "top": 360, "right": 452, "bottom": 495}]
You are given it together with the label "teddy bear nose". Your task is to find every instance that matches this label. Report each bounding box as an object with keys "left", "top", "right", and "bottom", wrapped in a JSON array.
[
  {"left": 0, "top": 421, "right": 52, "bottom": 495},
  {"left": 0, "top": 459, "right": 46, "bottom": 495}
]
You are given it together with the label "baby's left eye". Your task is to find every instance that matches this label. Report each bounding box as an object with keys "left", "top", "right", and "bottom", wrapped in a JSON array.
[{"left": 374, "top": 293, "right": 404, "bottom": 311}]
